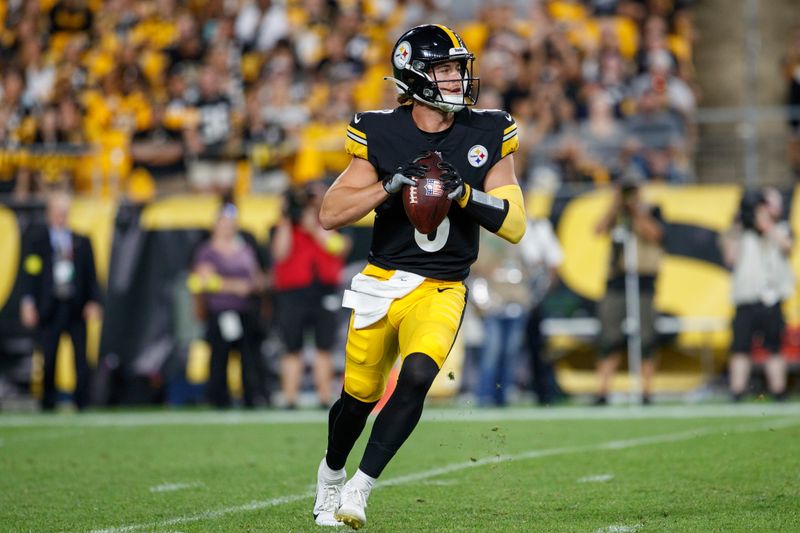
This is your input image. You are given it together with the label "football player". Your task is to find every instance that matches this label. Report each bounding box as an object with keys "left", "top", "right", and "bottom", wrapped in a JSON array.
[{"left": 312, "top": 24, "right": 526, "bottom": 529}]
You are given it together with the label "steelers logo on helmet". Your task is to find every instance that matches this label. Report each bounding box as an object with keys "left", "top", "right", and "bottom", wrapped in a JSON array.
[
  {"left": 467, "top": 145, "right": 489, "bottom": 167},
  {"left": 393, "top": 41, "right": 412, "bottom": 70}
]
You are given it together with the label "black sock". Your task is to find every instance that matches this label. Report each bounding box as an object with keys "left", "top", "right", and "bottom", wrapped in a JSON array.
[
  {"left": 359, "top": 354, "right": 439, "bottom": 478},
  {"left": 325, "top": 391, "right": 378, "bottom": 471}
]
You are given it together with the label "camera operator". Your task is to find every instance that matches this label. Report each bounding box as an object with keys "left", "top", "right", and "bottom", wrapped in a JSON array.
[
  {"left": 722, "top": 188, "right": 793, "bottom": 401},
  {"left": 271, "top": 183, "right": 352, "bottom": 408},
  {"left": 594, "top": 177, "right": 664, "bottom": 404}
]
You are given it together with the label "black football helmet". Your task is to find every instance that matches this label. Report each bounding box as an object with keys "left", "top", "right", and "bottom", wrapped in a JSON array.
[{"left": 386, "top": 24, "right": 480, "bottom": 113}]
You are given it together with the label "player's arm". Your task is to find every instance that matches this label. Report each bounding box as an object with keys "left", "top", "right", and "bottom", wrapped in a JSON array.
[
  {"left": 443, "top": 154, "right": 527, "bottom": 243},
  {"left": 320, "top": 156, "right": 426, "bottom": 230},
  {"left": 319, "top": 158, "right": 386, "bottom": 230},
  {"left": 321, "top": 113, "right": 428, "bottom": 229}
]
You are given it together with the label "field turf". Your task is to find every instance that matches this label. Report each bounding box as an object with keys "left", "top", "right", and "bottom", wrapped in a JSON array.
[{"left": 1, "top": 403, "right": 799, "bottom": 532}]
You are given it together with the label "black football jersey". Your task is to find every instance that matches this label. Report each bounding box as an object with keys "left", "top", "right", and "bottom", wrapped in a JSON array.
[{"left": 344, "top": 105, "right": 519, "bottom": 281}]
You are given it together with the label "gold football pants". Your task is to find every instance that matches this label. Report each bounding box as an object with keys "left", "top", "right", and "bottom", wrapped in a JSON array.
[{"left": 343, "top": 264, "right": 467, "bottom": 402}]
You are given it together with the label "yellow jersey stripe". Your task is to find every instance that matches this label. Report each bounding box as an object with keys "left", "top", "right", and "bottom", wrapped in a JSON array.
[
  {"left": 435, "top": 24, "right": 461, "bottom": 49},
  {"left": 345, "top": 137, "right": 368, "bottom": 160},
  {"left": 503, "top": 123, "right": 517, "bottom": 135},
  {"left": 347, "top": 130, "right": 368, "bottom": 146},
  {"left": 347, "top": 125, "right": 367, "bottom": 139},
  {"left": 501, "top": 135, "right": 519, "bottom": 158}
]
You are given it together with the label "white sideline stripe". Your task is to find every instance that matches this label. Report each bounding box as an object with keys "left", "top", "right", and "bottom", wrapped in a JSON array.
[
  {"left": 89, "top": 495, "right": 307, "bottom": 533},
  {"left": 577, "top": 474, "right": 614, "bottom": 484},
  {"left": 88, "top": 418, "right": 800, "bottom": 533},
  {"left": 0, "top": 428, "right": 85, "bottom": 444},
  {"left": 149, "top": 482, "right": 204, "bottom": 494},
  {"left": 4, "top": 403, "right": 800, "bottom": 428},
  {"left": 421, "top": 479, "right": 458, "bottom": 486},
  {"left": 594, "top": 524, "right": 642, "bottom": 533}
]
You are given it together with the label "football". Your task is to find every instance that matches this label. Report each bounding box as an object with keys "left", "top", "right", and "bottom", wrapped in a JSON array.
[{"left": 402, "top": 151, "right": 452, "bottom": 234}]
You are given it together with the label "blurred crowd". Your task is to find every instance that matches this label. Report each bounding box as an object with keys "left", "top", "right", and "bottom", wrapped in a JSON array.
[
  {"left": 4, "top": 0, "right": 744, "bottom": 410},
  {"left": 0, "top": 0, "right": 697, "bottom": 201}
]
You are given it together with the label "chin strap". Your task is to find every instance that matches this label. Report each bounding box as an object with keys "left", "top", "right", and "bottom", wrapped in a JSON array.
[{"left": 383, "top": 76, "right": 464, "bottom": 113}]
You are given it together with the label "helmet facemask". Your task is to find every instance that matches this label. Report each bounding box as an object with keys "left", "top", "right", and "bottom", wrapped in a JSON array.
[
  {"left": 388, "top": 54, "right": 480, "bottom": 113},
  {"left": 411, "top": 56, "right": 480, "bottom": 113}
]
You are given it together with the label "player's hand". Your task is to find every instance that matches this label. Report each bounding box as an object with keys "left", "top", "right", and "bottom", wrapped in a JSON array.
[
  {"left": 438, "top": 161, "right": 465, "bottom": 201},
  {"left": 383, "top": 156, "right": 427, "bottom": 194}
]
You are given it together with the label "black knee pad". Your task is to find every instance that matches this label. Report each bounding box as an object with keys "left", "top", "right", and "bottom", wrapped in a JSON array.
[{"left": 396, "top": 353, "right": 440, "bottom": 396}]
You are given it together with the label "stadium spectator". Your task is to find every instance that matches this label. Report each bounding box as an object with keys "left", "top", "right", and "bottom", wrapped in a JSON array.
[
  {"left": 578, "top": 89, "right": 627, "bottom": 177},
  {"left": 594, "top": 177, "right": 664, "bottom": 405},
  {"left": 521, "top": 217, "right": 565, "bottom": 405},
  {"left": 0, "top": 68, "right": 32, "bottom": 148},
  {"left": 49, "top": 0, "right": 94, "bottom": 36},
  {"left": 165, "top": 11, "right": 206, "bottom": 75},
  {"left": 314, "top": 31, "right": 365, "bottom": 84},
  {"left": 19, "top": 191, "right": 102, "bottom": 411},
  {"left": 185, "top": 65, "right": 241, "bottom": 193},
  {"left": 234, "top": 0, "right": 290, "bottom": 53},
  {"left": 630, "top": 48, "right": 696, "bottom": 119},
  {"left": 470, "top": 214, "right": 564, "bottom": 407},
  {"left": 625, "top": 88, "right": 689, "bottom": 183},
  {"left": 470, "top": 231, "right": 531, "bottom": 407},
  {"left": 270, "top": 183, "right": 351, "bottom": 409},
  {"left": 242, "top": 89, "right": 292, "bottom": 193},
  {"left": 189, "top": 202, "right": 263, "bottom": 408},
  {"left": 784, "top": 27, "right": 800, "bottom": 178},
  {"left": 22, "top": 38, "right": 56, "bottom": 107},
  {"left": 722, "top": 188, "right": 793, "bottom": 402},
  {"left": 0, "top": 0, "right": 696, "bottom": 200},
  {"left": 130, "top": 100, "right": 188, "bottom": 194},
  {"left": 292, "top": 81, "right": 354, "bottom": 184}
]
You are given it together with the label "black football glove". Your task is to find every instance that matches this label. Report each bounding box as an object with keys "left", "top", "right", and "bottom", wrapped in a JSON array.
[
  {"left": 382, "top": 155, "right": 428, "bottom": 194},
  {"left": 438, "top": 161, "right": 466, "bottom": 201}
]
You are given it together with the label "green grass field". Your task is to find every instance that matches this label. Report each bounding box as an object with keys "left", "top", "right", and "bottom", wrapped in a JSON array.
[{"left": 2, "top": 403, "right": 799, "bottom": 533}]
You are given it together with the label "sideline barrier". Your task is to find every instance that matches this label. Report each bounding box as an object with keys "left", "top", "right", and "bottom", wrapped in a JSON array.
[{"left": 2, "top": 183, "right": 800, "bottom": 402}]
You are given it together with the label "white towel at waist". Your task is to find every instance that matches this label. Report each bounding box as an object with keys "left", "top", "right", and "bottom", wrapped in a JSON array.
[{"left": 342, "top": 269, "right": 425, "bottom": 329}]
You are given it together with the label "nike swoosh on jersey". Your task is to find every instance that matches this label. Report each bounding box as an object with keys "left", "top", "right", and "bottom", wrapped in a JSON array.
[
  {"left": 354, "top": 113, "right": 362, "bottom": 123},
  {"left": 436, "top": 287, "right": 452, "bottom": 293}
]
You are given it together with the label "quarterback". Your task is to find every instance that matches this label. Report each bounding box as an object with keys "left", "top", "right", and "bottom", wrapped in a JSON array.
[{"left": 313, "top": 24, "right": 526, "bottom": 529}]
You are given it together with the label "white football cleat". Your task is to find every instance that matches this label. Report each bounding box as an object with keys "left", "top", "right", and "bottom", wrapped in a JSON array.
[
  {"left": 313, "top": 460, "right": 346, "bottom": 527},
  {"left": 334, "top": 482, "right": 369, "bottom": 530}
]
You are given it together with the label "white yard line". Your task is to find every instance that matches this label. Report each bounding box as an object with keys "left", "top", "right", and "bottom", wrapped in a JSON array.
[
  {"left": 577, "top": 474, "right": 614, "bottom": 483},
  {"left": 88, "top": 495, "right": 308, "bottom": 533},
  {"left": 593, "top": 524, "right": 643, "bottom": 533},
  {"left": 3, "top": 403, "right": 800, "bottom": 429},
  {"left": 149, "top": 482, "right": 205, "bottom": 494},
  {"left": 88, "top": 417, "right": 800, "bottom": 533}
]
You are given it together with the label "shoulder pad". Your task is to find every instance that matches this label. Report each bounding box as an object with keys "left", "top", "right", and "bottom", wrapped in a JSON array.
[
  {"left": 469, "top": 108, "right": 516, "bottom": 126},
  {"left": 468, "top": 109, "right": 518, "bottom": 157}
]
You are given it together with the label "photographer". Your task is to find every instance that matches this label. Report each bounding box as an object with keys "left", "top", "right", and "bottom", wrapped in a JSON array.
[
  {"left": 189, "top": 202, "right": 263, "bottom": 408},
  {"left": 271, "top": 183, "right": 352, "bottom": 408},
  {"left": 594, "top": 177, "right": 664, "bottom": 404},
  {"left": 722, "top": 188, "right": 793, "bottom": 401}
]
